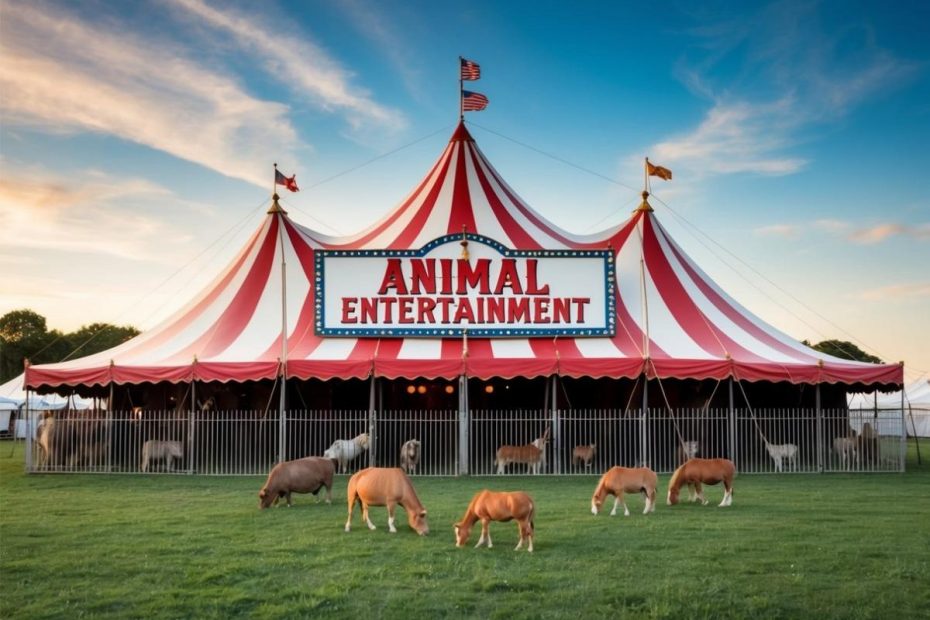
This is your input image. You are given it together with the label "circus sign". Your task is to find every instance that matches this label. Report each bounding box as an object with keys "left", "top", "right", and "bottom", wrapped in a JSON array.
[{"left": 314, "top": 233, "right": 615, "bottom": 338}]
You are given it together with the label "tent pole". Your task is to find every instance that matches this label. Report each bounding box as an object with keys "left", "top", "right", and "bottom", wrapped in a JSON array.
[
  {"left": 24, "top": 385, "right": 32, "bottom": 473},
  {"left": 458, "top": 374, "right": 469, "bottom": 476},
  {"left": 368, "top": 375, "right": 377, "bottom": 468},
  {"left": 815, "top": 384, "right": 823, "bottom": 473},
  {"left": 551, "top": 375, "right": 560, "bottom": 475},
  {"left": 640, "top": 371, "right": 649, "bottom": 468},
  {"left": 107, "top": 382, "right": 114, "bottom": 473},
  {"left": 189, "top": 381, "right": 196, "bottom": 475},
  {"left": 728, "top": 378, "right": 736, "bottom": 464}
]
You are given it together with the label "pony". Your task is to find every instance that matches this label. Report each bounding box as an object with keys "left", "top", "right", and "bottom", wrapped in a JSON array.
[
  {"left": 667, "top": 458, "right": 736, "bottom": 507},
  {"left": 590, "top": 466, "right": 657, "bottom": 516},
  {"left": 454, "top": 490, "right": 536, "bottom": 552},
  {"left": 399, "top": 439, "right": 421, "bottom": 474},
  {"left": 324, "top": 432, "right": 370, "bottom": 473},
  {"left": 572, "top": 443, "right": 596, "bottom": 468},
  {"left": 258, "top": 457, "right": 335, "bottom": 509},
  {"left": 344, "top": 467, "right": 429, "bottom": 535},
  {"left": 141, "top": 439, "right": 184, "bottom": 472},
  {"left": 764, "top": 441, "right": 798, "bottom": 472},
  {"left": 833, "top": 434, "right": 858, "bottom": 469},
  {"left": 495, "top": 427, "right": 549, "bottom": 474}
]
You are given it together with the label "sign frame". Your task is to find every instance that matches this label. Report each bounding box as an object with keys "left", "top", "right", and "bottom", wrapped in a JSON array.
[{"left": 314, "top": 233, "right": 616, "bottom": 338}]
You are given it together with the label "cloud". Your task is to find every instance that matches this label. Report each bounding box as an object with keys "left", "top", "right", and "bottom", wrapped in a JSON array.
[
  {"left": 337, "top": 0, "right": 424, "bottom": 102},
  {"left": 0, "top": 164, "right": 199, "bottom": 261},
  {"left": 0, "top": 2, "right": 300, "bottom": 188},
  {"left": 859, "top": 282, "right": 930, "bottom": 301},
  {"left": 846, "top": 222, "right": 930, "bottom": 244},
  {"left": 848, "top": 223, "right": 906, "bottom": 244},
  {"left": 643, "top": 2, "right": 919, "bottom": 180},
  {"left": 168, "top": 0, "right": 406, "bottom": 132},
  {"left": 648, "top": 99, "right": 808, "bottom": 177},
  {"left": 754, "top": 224, "right": 799, "bottom": 238}
]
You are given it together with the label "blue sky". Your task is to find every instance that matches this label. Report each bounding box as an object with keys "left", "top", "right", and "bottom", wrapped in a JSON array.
[{"left": 1, "top": 0, "right": 928, "bottom": 381}]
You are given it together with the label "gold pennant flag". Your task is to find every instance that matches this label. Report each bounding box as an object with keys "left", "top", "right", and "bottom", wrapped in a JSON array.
[{"left": 647, "top": 161, "right": 672, "bottom": 181}]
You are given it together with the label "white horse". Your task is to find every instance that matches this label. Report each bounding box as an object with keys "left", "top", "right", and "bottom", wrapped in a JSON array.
[
  {"left": 764, "top": 441, "right": 798, "bottom": 472},
  {"left": 324, "top": 432, "right": 370, "bottom": 473}
]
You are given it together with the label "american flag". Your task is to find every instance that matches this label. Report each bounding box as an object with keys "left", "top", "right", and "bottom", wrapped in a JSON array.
[
  {"left": 462, "top": 90, "right": 489, "bottom": 112},
  {"left": 275, "top": 168, "right": 299, "bottom": 192},
  {"left": 460, "top": 58, "right": 480, "bottom": 80}
]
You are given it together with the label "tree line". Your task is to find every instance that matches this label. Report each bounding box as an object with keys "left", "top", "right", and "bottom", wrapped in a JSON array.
[{"left": 0, "top": 309, "right": 140, "bottom": 385}]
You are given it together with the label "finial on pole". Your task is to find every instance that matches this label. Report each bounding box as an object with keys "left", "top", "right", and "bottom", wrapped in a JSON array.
[
  {"left": 635, "top": 190, "right": 653, "bottom": 213},
  {"left": 460, "top": 225, "right": 470, "bottom": 260},
  {"left": 268, "top": 192, "right": 287, "bottom": 214}
]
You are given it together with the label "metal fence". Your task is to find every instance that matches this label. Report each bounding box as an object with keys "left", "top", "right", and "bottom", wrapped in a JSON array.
[{"left": 24, "top": 407, "right": 905, "bottom": 475}]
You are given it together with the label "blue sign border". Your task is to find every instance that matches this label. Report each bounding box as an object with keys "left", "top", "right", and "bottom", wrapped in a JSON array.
[{"left": 314, "top": 233, "right": 615, "bottom": 338}]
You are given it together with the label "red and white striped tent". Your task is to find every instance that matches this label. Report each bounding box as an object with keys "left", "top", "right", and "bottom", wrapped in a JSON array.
[{"left": 26, "top": 123, "right": 902, "bottom": 391}]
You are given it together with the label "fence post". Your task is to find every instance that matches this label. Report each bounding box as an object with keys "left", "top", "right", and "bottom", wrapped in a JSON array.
[
  {"left": 728, "top": 378, "right": 736, "bottom": 465},
  {"left": 640, "top": 375, "right": 649, "bottom": 468},
  {"left": 24, "top": 391, "right": 32, "bottom": 473},
  {"left": 368, "top": 376, "right": 377, "bottom": 467},
  {"left": 188, "top": 381, "right": 196, "bottom": 474},
  {"left": 551, "top": 376, "right": 561, "bottom": 475},
  {"left": 900, "top": 385, "right": 906, "bottom": 472},
  {"left": 458, "top": 374, "right": 469, "bottom": 475},
  {"left": 816, "top": 384, "right": 823, "bottom": 473}
]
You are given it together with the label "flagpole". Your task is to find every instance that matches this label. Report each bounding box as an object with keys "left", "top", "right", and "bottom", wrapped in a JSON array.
[
  {"left": 273, "top": 162, "right": 278, "bottom": 198},
  {"left": 459, "top": 56, "right": 464, "bottom": 121},
  {"left": 644, "top": 157, "right": 650, "bottom": 195}
]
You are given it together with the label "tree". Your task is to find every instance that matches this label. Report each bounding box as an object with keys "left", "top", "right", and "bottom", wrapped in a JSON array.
[
  {"left": 801, "top": 339, "right": 883, "bottom": 364},
  {"left": 0, "top": 309, "right": 56, "bottom": 383},
  {"left": 0, "top": 310, "right": 140, "bottom": 384},
  {"left": 63, "top": 323, "right": 140, "bottom": 361}
]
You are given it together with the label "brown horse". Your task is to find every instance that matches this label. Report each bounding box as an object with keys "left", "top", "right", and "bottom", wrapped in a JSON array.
[
  {"left": 454, "top": 490, "right": 536, "bottom": 552},
  {"left": 344, "top": 467, "right": 429, "bottom": 535},
  {"left": 590, "top": 466, "right": 657, "bottom": 516},
  {"left": 667, "top": 458, "right": 736, "bottom": 507}
]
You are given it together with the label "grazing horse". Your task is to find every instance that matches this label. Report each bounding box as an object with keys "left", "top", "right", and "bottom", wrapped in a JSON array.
[
  {"left": 495, "top": 427, "right": 550, "bottom": 474},
  {"left": 667, "top": 458, "right": 736, "bottom": 507},
  {"left": 344, "top": 467, "right": 429, "bottom": 535},
  {"left": 454, "top": 490, "right": 536, "bottom": 552},
  {"left": 590, "top": 466, "right": 657, "bottom": 516}
]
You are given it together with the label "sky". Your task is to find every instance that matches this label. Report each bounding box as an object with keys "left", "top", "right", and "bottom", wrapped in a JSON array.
[{"left": 1, "top": 0, "right": 928, "bottom": 383}]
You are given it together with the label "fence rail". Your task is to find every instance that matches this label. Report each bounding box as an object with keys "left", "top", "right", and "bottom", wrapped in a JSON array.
[{"left": 24, "top": 407, "right": 904, "bottom": 475}]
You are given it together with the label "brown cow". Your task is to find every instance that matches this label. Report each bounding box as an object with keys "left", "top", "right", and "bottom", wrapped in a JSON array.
[
  {"left": 344, "top": 467, "right": 429, "bottom": 535},
  {"left": 259, "top": 457, "right": 335, "bottom": 509},
  {"left": 454, "top": 490, "right": 536, "bottom": 552}
]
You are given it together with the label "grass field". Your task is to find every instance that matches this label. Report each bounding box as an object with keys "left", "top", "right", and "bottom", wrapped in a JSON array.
[{"left": 1, "top": 442, "right": 929, "bottom": 619}]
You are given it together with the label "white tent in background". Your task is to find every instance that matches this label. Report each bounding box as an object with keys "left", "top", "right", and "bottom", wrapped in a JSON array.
[
  {"left": 0, "top": 374, "right": 92, "bottom": 439},
  {"left": 848, "top": 372, "right": 930, "bottom": 437}
]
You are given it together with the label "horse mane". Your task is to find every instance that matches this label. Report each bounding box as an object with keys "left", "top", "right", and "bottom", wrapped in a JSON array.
[{"left": 668, "top": 463, "right": 685, "bottom": 491}]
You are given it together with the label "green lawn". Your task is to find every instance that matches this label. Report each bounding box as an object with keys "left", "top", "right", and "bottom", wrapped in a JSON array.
[{"left": 1, "top": 441, "right": 928, "bottom": 619}]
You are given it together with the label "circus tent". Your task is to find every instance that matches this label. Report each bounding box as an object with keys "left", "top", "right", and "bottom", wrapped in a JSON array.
[{"left": 24, "top": 122, "right": 902, "bottom": 393}]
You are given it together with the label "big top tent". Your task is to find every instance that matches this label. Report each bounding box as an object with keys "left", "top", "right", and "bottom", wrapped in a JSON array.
[{"left": 24, "top": 123, "right": 902, "bottom": 393}]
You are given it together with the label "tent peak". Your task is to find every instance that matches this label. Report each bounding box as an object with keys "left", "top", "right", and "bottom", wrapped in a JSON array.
[
  {"left": 267, "top": 193, "right": 288, "bottom": 215},
  {"left": 450, "top": 121, "right": 475, "bottom": 144}
]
